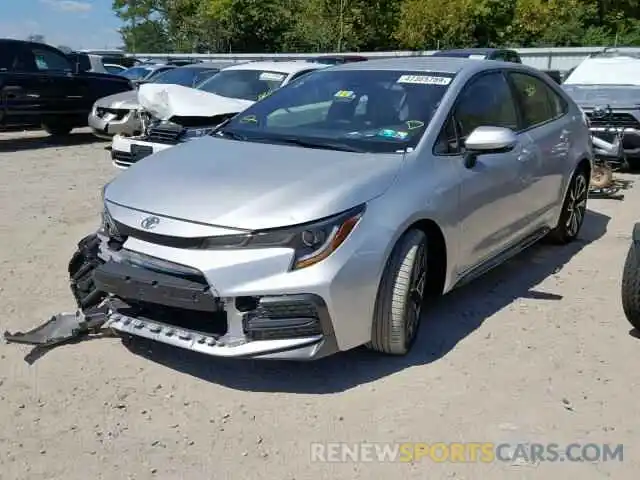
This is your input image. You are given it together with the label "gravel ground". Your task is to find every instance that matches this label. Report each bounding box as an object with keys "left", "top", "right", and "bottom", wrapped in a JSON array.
[{"left": 1, "top": 128, "right": 640, "bottom": 480}]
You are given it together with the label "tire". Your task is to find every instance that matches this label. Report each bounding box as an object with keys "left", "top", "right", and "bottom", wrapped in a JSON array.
[
  {"left": 42, "top": 124, "right": 73, "bottom": 136},
  {"left": 621, "top": 239, "right": 640, "bottom": 331},
  {"left": 546, "top": 168, "right": 589, "bottom": 244},
  {"left": 368, "top": 229, "right": 428, "bottom": 355}
]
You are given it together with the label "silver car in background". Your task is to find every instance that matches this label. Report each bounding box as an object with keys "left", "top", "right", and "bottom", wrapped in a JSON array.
[
  {"left": 89, "top": 57, "right": 591, "bottom": 360},
  {"left": 89, "top": 62, "right": 234, "bottom": 139}
]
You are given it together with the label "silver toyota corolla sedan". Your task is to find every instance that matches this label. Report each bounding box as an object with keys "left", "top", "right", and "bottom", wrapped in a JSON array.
[{"left": 87, "top": 57, "right": 592, "bottom": 360}]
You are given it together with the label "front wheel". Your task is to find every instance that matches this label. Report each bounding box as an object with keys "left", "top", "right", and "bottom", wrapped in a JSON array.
[
  {"left": 621, "top": 234, "right": 640, "bottom": 331},
  {"left": 546, "top": 168, "right": 589, "bottom": 244},
  {"left": 368, "top": 229, "right": 428, "bottom": 355},
  {"left": 42, "top": 124, "right": 73, "bottom": 136}
]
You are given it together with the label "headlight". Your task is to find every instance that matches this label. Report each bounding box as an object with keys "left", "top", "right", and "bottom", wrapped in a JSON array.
[{"left": 201, "top": 204, "right": 365, "bottom": 270}]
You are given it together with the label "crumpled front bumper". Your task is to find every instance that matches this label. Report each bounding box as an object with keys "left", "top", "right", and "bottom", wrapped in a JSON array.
[
  {"left": 91, "top": 233, "right": 340, "bottom": 360},
  {"left": 88, "top": 108, "right": 142, "bottom": 139}
]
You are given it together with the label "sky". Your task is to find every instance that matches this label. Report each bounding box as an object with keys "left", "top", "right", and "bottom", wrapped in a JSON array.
[{"left": 0, "top": 0, "right": 123, "bottom": 49}]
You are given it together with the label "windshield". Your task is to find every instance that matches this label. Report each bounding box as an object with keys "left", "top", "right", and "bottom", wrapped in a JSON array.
[
  {"left": 217, "top": 69, "right": 454, "bottom": 153},
  {"left": 198, "top": 69, "right": 288, "bottom": 101},
  {"left": 562, "top": 84, "right": 640, "bottom": 106},
  {"left": 121, "top": 66, "right": 153, "bottom": 80},
  {"left": 151, "top": 67, "right": 218, "bottom": 87}
]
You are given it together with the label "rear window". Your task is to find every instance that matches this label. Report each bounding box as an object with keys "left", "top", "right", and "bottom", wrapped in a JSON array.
[{"left": 151, "top": 67, "right": 218, "bottom": 87}]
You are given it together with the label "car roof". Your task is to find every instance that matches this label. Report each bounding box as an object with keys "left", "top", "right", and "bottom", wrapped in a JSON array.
[
  {"left": 433, "top": 48, "right": 516, "bottom": 56},
  {"left": 223, "top": 60, "right": 326, "bottom": 74},
  {"left": 330, "top": 56, "right": 483, "bottom": 74},
  {"left": 179, "top": 61, "right": 237, "bottom": 70}
]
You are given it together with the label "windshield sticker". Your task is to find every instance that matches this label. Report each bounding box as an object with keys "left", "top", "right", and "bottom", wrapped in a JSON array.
[
  {"left": 259, "top": 72, "right": 286, "bottom": 82},
  {"left": 524, "top": 84, "right": 536, "bottom": 96},
  {"left": 257, "top": 90, "right": 272, "bottom": 100},
  {"left": 397, "top": 75, "right": 452, "bottom": 85},
  {"left": 378, "top": 129, "right": 409, "bottom": 140},
  {"left": 406, "top": 120, "right": 424, "bottom": 130},
  {"left": 239, "top": 115, "right": 258, "bottom": 124},
  {"left": 334, "top": 90, "right": 357, "bottom": 101},
  {"left": 468, "top": 54, "right": 487, "bottom": 59}
]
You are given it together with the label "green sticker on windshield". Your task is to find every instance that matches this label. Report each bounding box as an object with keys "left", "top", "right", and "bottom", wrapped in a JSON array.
[
  {"left": 334, "top": 90, "right": 356, "bottom": 101},
  {"left": 240, "top": 115, "right": 258, "bottom": 124},
  {"left": 258, "top": 91, "right": 272, "bottom": 100},
  {"left": 406, "top": 120, "right": 424, "bottom": 130}
]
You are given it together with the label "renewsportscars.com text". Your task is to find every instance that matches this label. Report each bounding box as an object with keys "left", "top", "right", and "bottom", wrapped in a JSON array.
[{"left": 310, "top": 442, "right": 624, "bottom": 463}]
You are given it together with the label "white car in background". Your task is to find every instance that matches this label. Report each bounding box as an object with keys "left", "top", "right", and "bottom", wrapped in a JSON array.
[{"left": 110, "top": 61, "right": 328, "bottom": 168}]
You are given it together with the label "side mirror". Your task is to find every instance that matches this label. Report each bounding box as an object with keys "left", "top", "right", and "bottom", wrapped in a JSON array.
[{"left": 463, "top": 126, "right": 518, "bottom": 168}]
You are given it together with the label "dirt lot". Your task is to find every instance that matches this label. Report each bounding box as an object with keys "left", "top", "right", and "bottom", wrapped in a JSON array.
[{"left": 1, "top": 128, "right": 640, "bottom": 479}]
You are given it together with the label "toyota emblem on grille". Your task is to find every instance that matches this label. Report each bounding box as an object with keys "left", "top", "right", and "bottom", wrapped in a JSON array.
[{"left": 140, "top": 216, "right": 160, "bottom": 230}]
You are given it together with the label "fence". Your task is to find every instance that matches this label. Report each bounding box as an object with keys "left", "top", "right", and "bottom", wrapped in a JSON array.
[{"left": 120, "top": 46, "right": 640, "bottom": 72}]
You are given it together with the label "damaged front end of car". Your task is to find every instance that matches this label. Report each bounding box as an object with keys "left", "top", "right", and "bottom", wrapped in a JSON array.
[{"left": 5, "top": 220, "right": 335, "bottom": 361}]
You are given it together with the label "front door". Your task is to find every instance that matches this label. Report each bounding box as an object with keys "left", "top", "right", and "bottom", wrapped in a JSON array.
[
  {"left": 23, "top": 44, "right": 85, "bottom": 119},
  {"left": 435, "top": 70, "right": 534, "bottom": 274},
  {"left": 0, "top": 43, "right": 42, "bottom": 127}
]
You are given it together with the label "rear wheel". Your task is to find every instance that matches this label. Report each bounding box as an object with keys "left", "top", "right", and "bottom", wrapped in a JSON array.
[
  {"left": 622, "top": 238, "right": 640, "bottom": 331},
  {"left": 546, "top": 168, "right": 588, "bottom": 244},
  {"left": 42, "top": 123, "right": 73, "bottom": 136},
  {"left": 368, "top": 229, "right": 428, "bottom": 355}
]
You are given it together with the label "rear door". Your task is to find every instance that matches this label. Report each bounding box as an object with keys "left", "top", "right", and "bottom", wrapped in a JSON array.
[{"left": 506, "top": 71, "right": 571, "bottom": 225}]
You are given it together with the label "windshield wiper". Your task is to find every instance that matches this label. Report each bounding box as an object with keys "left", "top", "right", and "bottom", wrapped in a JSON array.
[
  {"left": 268, "top": 137, "right": 367, "bottom": 153},
  {"left": 215, "top": 128, "right": 247, "bottom": 141}
]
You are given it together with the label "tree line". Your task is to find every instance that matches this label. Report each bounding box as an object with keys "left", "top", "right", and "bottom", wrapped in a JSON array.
[{"left": 113, "top": 0, "right": 640, "bottom": 54}]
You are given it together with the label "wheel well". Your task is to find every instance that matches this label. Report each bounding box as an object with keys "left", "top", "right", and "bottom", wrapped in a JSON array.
[
  {"left": 577, "top": 158, "right": 591, "bottom": 178},
  {"left": 408, "top": 219, "right": 447, "bottom": 298}
]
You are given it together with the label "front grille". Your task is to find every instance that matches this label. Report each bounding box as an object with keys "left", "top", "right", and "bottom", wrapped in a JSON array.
[
  {"left": 243, "top": 296, "right": 323, "bottom": 340},
  {"left": 110, "top": 218, "right": 207, "bottom": 249},
  {"left": 586, "top": 111, "right": 640, "bottom": 129},
  {"left": 111, "top": 149, "right": 134, "bottom": 167},
  {"left": 147, "top": 123, "right": 184, "bottom": 144}
]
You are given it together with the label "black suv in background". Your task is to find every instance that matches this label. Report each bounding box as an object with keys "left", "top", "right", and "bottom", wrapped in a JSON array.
[{"left": 0, "top": 39, "right": 133, "bottom": 135}]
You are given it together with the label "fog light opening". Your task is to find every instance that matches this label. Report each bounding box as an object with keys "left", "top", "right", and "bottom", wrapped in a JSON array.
[{"left": 235, "top": 296, "right": 260, "bottom": 312}]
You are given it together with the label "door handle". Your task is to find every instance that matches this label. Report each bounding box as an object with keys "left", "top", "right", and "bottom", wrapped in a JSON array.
[{"left": 517, "top": 148, "right": 535, "bottom": 162}]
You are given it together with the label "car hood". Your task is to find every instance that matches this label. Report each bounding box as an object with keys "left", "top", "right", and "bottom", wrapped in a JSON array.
[
  {"left": 137, "top": 83, "right": 254, "bottom": 121},
  {"left": 104, "top": 136, "right": 404, "bottom": 230},
  {"left": 94, "top": 90, "right": 139, "bottom": 109},
  {"left": 563, "top": 85, "right": 640, "bottom": 108}
]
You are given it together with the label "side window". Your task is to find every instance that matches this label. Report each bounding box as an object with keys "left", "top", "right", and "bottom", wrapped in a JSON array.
[
  {"left": 435, "top": 72, "right": 518, "bottom": 155},
  {"left": 0, "top": 44, "right": 16, "bottom": 71},
  {"left": 509, "top": 72, "right": 565, "bottom": 128},
  {"left": 455, "top": 72, "right": 518, "bottom": 139},
  {"left": 31, "top": 47, "right": 71, "bottom": 72}
]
